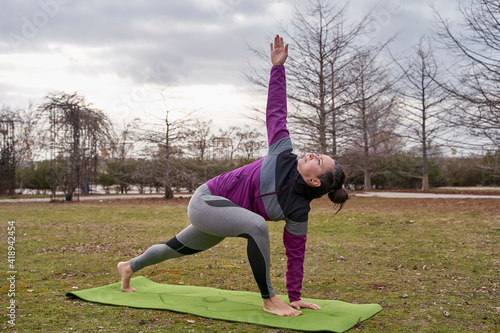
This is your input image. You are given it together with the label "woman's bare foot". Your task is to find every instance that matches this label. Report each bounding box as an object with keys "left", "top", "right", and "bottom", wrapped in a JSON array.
[
  {"left": 117, "top": 261, "right": 136, "bottom": 292},
  {"left": 263, "top": 296, "right": 302, "bottom": 316}
]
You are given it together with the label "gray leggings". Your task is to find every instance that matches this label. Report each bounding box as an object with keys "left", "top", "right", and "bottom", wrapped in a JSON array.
[{"left": 129, "top": 184, "right": 275, "bottom": 299}]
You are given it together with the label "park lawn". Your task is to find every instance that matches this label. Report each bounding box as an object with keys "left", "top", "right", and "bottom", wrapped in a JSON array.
[{"left": 0, "top": 195, "right": 498, "bottom": 333}]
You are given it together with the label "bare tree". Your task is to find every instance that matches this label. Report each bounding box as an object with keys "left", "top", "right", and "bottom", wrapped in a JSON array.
[
  {"left": 185, "top": 120, "right": 213, "bottom": 160},
  {"left": 138, "top": 89, "right": 194, "bottom": 199},
  {"left": 434, "top": 0, "right": 500, "bottom": 151},
  {"left": 99, "top": 119, "right": 142, "bottom": 194},
  {"left": 38, "top": 92, "right": 112, "bottom": 200},
  {"left": 109, "top": 119, "right": 141, "bottom": 161},
  {"left": 247, "top": 0, "right": 371, "bottom": 156},
  {"left": 234, "top": 125, "right": 265, "bottom": 159},
  {"left": 210, "top": 128, "right": 237, "bottom": 161},
  {"left": 346, "top": 47, "right": 400, "bottom": 190},
  {"left": 0, "top": 108, "right": 16, "bottom": 195},
  {"left": 1, "top": 103, "right": 41, "bottom": 165},
  {"left": 394, "top": 37, "right": 450, "bottom": 191},
  {"left": 210, "top": 125, "right": 266, "bottom": 161},
  {"left": 17, "top": 104, "right": 45, "bottom": 193}
]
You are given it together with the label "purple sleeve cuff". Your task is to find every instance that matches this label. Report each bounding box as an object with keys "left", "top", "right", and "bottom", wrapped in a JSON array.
[{"left": 283, "top": 228, "right": 306, "bottom": 302}]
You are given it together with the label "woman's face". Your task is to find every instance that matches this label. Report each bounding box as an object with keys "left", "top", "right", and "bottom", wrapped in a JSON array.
[{"left": 297, "top": 153, "right": 335, "bottom": 187}]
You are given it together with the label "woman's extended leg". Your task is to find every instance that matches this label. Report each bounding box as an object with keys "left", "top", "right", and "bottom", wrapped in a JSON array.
[
  {"left": 118, "top": 224, "right": 224, "bottom": 292},
  {"left": 119, "top": 183, "right": 300, "bottom": 316}
]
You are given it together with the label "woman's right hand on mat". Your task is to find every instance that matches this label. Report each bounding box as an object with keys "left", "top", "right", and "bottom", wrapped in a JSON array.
[{"left": 290, "top": 300, "right": 322, "bottom": 310}]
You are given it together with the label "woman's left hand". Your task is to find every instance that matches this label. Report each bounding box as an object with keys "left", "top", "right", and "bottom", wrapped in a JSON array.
[
  {"left": 290, "top": 300, "right": 321, "bottom": 310},
  {"left": 270, "top": 34, "right": 288, "bottom": 66}
]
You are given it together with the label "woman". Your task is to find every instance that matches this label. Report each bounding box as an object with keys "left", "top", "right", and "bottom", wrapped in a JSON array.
[{"left": 117, "top": 35, "right": 349, "bottom": 317}]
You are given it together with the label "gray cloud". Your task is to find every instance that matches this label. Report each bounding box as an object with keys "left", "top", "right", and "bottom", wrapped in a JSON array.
[
  {"left": 1, "top": 0, "right": 273, "bottom": 86},
  {"left": 0, "top": 0, "right": 462, "bottom": 116}
]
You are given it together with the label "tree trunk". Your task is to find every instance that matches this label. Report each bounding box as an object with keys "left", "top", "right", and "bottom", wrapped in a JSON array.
[
  {"left": 421, "top": 173, "right": 430, "bottom": 192},
  {"left": 421, "top": 98, "right": 430, "bottom": 192},
  {"left": 362, "top": 91, "right": 372, "bottom": 191},
  {"left": 364, "top": 167, "right": 372, "bottom": 191},
  {"left": 164, "top": 158, "right": 174, "bottom": 199},
  {"left": 421, "top": 140, "right": 430, "bottom": 191},
  {"left": 164, "top": 114, "right": 174, "bottom": 199}
]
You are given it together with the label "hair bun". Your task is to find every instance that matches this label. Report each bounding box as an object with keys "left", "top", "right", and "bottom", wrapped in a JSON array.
[{"left": 328, "top": 187, "right": 349, "bottom": 204}]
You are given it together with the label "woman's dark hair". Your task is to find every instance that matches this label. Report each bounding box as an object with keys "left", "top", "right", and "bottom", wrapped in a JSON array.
[
  {"left": 327, "top": 168, "right": 349, "bottom": 212},
  {"left": 307, "top": 160, "right": 350, "bottom": 213}
]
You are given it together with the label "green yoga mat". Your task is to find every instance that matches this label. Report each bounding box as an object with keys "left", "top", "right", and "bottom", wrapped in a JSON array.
[{"left": 66, "top": 276, "right": 382, "bottom": 332}]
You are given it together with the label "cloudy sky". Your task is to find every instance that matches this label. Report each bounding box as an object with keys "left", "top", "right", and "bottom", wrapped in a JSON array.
[{"left": 0, "top": 0, "right": 461, "bottom": 130}]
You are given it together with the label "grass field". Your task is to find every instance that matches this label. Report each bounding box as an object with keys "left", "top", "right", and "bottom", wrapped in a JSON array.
[{"left": 1, "top": 195, "right": 498, "bottom": 332}]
